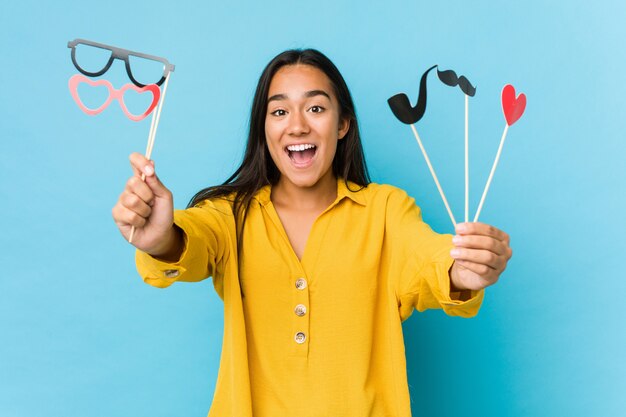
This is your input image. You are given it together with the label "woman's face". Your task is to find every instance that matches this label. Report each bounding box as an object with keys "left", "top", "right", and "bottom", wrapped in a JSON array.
[{"left": 265, "top": 64, "right": 349, "bottom": 190}]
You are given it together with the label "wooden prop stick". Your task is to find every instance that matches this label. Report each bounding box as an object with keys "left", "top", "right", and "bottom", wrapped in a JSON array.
[
  {"left": 473, "top": 123, "right": 509, "bottom": 222},
  {"left": 409, "top": 124, "right": 457, "bottom": 227},
  {"left": 465, "top": 94, "right": 469, "bottom": 223},
  {"left": 146, "top": 74, "right": 170, "bottom": 159},
  {"left": 129, "top": 74, "right": 171, "bottom": 244},
  {"left": 144, "top": 102, "right": 159, "bottom": 158}
]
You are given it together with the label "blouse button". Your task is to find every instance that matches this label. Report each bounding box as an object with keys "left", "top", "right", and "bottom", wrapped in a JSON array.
[
  {"left": 294, "top": 332, "right": 306, "bottom": 344},
  {"left": 294, "top": 304, "right": 307, "bottom": 316},
  {"left": 295, "top": 278, "right": 307, "bottom": 290},
  {"left": 163, "top": 269, "right": 179, "bottom": 278}
]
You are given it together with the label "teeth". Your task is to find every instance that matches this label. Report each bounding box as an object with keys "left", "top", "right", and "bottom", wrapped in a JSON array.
[{"left": 287, "top": 144, "right": 316, "bottom": 152}]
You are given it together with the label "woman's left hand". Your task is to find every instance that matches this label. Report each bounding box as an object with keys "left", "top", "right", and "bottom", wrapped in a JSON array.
[{"left": 449, "top": 222, "right": 513, "bottom": 291}]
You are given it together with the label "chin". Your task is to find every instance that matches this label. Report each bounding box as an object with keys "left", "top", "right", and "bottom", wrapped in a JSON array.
[
  {"left": 279, "top": 164, "right": 335, "bottom": 189},
  {"left": 284, "top": 173, "right": 324, "bottom": 189}
]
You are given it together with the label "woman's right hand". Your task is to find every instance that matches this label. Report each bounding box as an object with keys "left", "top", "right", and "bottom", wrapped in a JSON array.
[{"left": 112, "top": 153, "right": 181, "bottom": 258}]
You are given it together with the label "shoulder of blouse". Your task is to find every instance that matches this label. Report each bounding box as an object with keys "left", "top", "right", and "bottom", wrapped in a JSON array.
[{"left": 353, "top": 182, "right": 415, "bottom": 206}]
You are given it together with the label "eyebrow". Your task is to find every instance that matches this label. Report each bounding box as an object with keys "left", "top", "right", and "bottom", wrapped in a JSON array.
[{"left": 267, "top": 89, "right": 331, "bottom": 103}]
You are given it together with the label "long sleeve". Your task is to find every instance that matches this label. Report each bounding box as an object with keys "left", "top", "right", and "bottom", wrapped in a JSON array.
[
  {"left": 385, "top": 187, "right": 484, "bottom": 320},
  {"left": 135, "top": 199, "right": 233, "bottom": 291}
]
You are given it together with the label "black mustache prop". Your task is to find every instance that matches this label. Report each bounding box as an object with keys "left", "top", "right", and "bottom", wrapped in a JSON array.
[
  {"left": 436, "top": 68, "right": 476, "bottom": 96},
  {"left": 387, "top": 65, "right": 476, "bottom": 125}
]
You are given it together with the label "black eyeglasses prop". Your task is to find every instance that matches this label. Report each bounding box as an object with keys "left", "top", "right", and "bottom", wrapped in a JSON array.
[{"left": 67, "top": 38, "right": 175, "bottom": 87}]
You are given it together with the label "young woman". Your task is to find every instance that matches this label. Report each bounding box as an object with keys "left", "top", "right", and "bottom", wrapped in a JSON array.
[{"left": 112, "top": 49, "right": 512, "bottom": 417}]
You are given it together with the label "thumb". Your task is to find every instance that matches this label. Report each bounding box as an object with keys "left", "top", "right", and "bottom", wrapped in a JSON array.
[{"left": 142, "top": 163, "right": 171, "bottom": 199}]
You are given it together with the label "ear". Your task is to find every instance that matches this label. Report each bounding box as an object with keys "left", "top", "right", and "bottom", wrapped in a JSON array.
[{"left": 338, "top": 117, "right": 350, "bottom": 140}]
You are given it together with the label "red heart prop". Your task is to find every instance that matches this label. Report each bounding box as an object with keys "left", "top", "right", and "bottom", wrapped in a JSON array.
[{"left": 501, "top": 84, "right": 526, "bottom": 126}]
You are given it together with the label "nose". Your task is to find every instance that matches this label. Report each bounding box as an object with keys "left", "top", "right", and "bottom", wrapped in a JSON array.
[{"left": 287, "top": 110, "right": 309, "bottom": 136}]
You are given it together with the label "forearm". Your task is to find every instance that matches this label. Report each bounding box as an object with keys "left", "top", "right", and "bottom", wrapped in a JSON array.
[
  {"left": 449, "top": 261, "right": 466, "bottom": 290},
  {"left": 449, "top": 262, "right": 472, "bottom": 301},
  {"left": 148, "top": 225, "right": 185, "bottom": 262}
]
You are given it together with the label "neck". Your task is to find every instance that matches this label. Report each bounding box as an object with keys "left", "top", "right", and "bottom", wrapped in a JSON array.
[{"left": 271, "top": 173, "right": 338, "bottom": 212}]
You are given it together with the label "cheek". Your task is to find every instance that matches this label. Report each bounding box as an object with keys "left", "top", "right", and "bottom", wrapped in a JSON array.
[
  {"left": 264, "top": 125, "right": 278, "bottom": 149},
  {"left": 328, "top": 114, "right": 344, "bottom": 139},
  {"left": 264, "top": 122, "right": 271, "bottom": 143},
  {"left": 265, "top": 119, "right": 283, "bottom": 144},
  {"left": 264, "top": 129, "right": 283, "bottom": 164}
]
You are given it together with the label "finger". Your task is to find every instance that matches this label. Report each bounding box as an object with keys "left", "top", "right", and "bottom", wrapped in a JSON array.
[
  {"left": 125, "top": 176, "right": 155, "bottom": 206},
  {"left": 454, "top": 260, "right": 499, "bottom": 283},
  {"left": 452, "top": 234, "right": 509, "bottom": 256},
  {"left": 143, "top": 169, "right": 172, "bottom": 200},
  {"left": 129, "top": 154, "right": 171, "bottom": 201},
  {"left": 129, "top": 152, "right": 154, "bottom": 178},
  {"left": 120, "top": 190, "right": 152, "bottom": 218},
  {"left": 112, "top": 202, "right": 147, "bottom": 228},
  {"left": 450, "top": 247, "right": 505, "bottom": 270},
  {"left": 456, "top": 222, "right": 509, "bottom": 242}
]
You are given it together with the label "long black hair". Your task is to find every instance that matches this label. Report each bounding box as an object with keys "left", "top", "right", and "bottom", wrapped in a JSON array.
[{"left": 188, "top": 49, "right": 370, "bottom": 231}]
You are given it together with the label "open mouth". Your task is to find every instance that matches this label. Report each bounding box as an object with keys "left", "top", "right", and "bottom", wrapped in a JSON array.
[{"left": 285, "top": 143, "right": 317, "bottom": 166}]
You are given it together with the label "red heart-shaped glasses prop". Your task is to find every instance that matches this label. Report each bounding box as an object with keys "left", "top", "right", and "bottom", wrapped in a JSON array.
[
  {"left": 68, "top": 74, "right": 160, "bottom": 121},
  {"left": 501, "top": 84, "right": 526, "bottom": 126}
]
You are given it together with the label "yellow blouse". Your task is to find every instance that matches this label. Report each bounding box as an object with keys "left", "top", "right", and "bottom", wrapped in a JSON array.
[{"left": 136, "top": 179, "right": 484, "bottom": 417}]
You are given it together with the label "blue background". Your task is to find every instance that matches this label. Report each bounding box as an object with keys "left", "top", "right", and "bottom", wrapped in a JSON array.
[{"left": 1, "top": 1, "right": 624, "bottom": 416}]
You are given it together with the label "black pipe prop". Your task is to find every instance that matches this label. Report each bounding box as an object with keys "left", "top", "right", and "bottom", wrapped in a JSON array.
[{"left": 387, "top": 65, "right": 437, "bottom": 124}]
